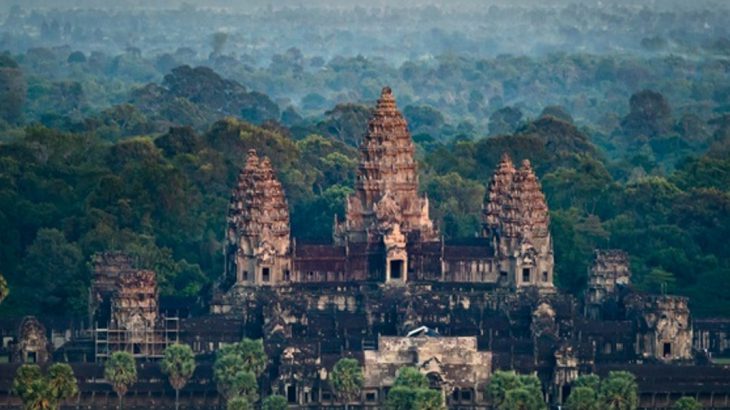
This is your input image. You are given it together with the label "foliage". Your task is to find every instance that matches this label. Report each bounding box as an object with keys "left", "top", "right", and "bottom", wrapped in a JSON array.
[
  {"left": 597, "top": 371, "right": 638, "bottom": 410},
  {"left": 393, "top": 367, "right": 428, "bottom": 389},
  {"left": 13, "top": 364, "right": 44, "bottom": 405},
  {"left": 161, "top": 343, "right": 196, "bottom": 410},
  {"left": 386, "top": 367, "right": 444, "bottom": 410},
  {"left": 13, "top": 363, "right": 78, "bottom": 410},
  {"left": 227, "top": 396, "right": 253, "bottom": 410},
  {"left": 485, "top": 371, "right": 545, "bottom": 410},
  {"left": 330, "top": 358, "right": 364, "bottom": 405},
  {"left": 161, "top": 343, "right": 197, "bottom": 390},
  {"left": 565, "top": 387, "right": 599, "bottom": 410},
  {"left": 500, "top": 388, "right": 543, "bottom": 410},
  {"left": 573, "top": 375, "right": 601, "bottom": 392},
  {"left": 1, "top": 38, "right": 730, "bottom": 319},
  {"left": 262, "top": 395, "right": 288, "bottom": 410},
  {"left": 672, "top": 397, "right": 702, "bottom": 410},
  {"left": 46, "top": 364, "right": 79, "bottom": 407},
  {"left": 217, "top": 338, "right": 267, "bottom": 377},
  {"left": 104, "top": 351, "right": 137, "bottom": 407},
  {"left": 214, "top": 340, "right": 264, "bottom": 403}
]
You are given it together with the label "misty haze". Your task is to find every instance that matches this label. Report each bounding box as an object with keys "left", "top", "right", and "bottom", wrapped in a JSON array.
[{"left": 0, "top": 1, "right": 729, "bottom": 410}]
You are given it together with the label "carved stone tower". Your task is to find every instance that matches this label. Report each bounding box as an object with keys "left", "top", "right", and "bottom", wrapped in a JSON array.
[
  {"left": 226, "top": 149, "right": 291, "bottom": 286},
  {"left": 585, "top": 250, "right": 631, "bottom": 319},
  {"left": 483, "top": 155, "right": 554, "bottom": 289},
  {"left": 334, "top": 87, "right": 436, "bottom": 283}
]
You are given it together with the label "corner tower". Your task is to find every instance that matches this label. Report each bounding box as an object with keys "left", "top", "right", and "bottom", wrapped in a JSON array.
[
  {"left": 334, "top": 87, "right": 436, "bottom": 282},
  {"left": 225, "top": 149, "right": 291, "bottom": 286},
  {"left": 483, "top": 155, "right": 554, "bottom": 289}
]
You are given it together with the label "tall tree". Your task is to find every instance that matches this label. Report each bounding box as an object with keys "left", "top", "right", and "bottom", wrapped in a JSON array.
[
  {"left": 330, "top": 358, "right": 364, "bottom": 410},
  {"left": 46, "top": 363, "right": 78, "bottom": 409},
  {"left": 104, "top": 352, "right": 138, "bottom": 410},
  {"left": 160, "top": 343, "right": 196, "bottom": 410},
  {"left": 213, "top": 354, "right": 258, "bottom": 402},
  {"left": 598, "top": 371, "right": 638, "bottom": 410},
  {"left": 12, "top": 364, "right": 44, "bottom": 408}
]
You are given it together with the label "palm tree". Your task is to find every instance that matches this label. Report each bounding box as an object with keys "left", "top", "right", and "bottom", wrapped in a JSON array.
[
  {"left": 160, "top": 343, "right": 196, "bottom": 410},
  {"left": 262, "top": 395, "right": 288, "bottom": 410},
  {"left": 46, "top": 363, "right": 78, "bottom": 409},
  {"left": 330, "top": 358, "right": 364, "bottom": 410},
  {"left": 104, "top": 351, "right": 137, "bottom": 410},
  {"left": 599, "top": 371, "right": 638, "bottom": 410}
]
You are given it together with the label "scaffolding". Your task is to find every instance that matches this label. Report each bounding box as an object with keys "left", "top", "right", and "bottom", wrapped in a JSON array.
[{"left": 94, "top": 316, "right": 180, "bottom": 361}]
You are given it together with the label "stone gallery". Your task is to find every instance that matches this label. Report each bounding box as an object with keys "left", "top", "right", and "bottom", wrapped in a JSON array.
[{"left": 0, "top": 88, "right": 728, "bottom": 409}]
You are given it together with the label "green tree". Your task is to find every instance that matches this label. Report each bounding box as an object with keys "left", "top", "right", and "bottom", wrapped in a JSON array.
[
  {"left": 565, "top": 386, "right": 598, "bottom": 410},
  {"left": 598, "top": 371, "right": 638, "bottom": 410},
  {"left": 222, "top": 338, "right": 267, "bottom": 377},
  {"left": 386, "top": 386, "right": 418, "bottom": 410},
  {"left": 23, "top": 379, "right": 53, "bottom": 410},
  {"left": 18, "top": 228, "right": 85, "bottom": 315},
  {"left": 104, "top": 352, "right": 138, "bottom": 410},
  {"left": 12, "top": 363, "right": 77, "bottom": 410},
  {"left": 160, "top": 343, "right": 196, "bottom": 410},
  {"left": 414, "top": 388, "right": 444, "bottom": 410},
  {"left": 672, "top": 397, "right": 701, "bottom": 410},
  {"left": 485, "top": 371, "right": 544, "bottom": 410},
  {"left": 393, "top": 367, "right": 429, "bottom": 389},
  {"left": 213, "top": 354, "right": 258, "bottom": 402},
  {"left": 501, "top": 388, "right": 543, "bottom": 410},
  {"left": 12, "top": 364, "right": 44, "bottom": 408},
  {"left": 46, "top": 363, "right": 78, "bottom": 409},
  {"left": 262, "top": 395, "right": 288, "bottom": 410},
  {"left": 573, "top": 375, "right": 600, "bottom": 391},
  {"left": 485, "top": 371, "right": 522, "bottom": 408},
  {"left": 227, "top": 396, "right": 252, "bottom": 410},
  {"left": 330, "top": 358, "right": 364, "bottom": 410},
  {"left": 386, "top": 367, "right": 444, "bottom": 410}
]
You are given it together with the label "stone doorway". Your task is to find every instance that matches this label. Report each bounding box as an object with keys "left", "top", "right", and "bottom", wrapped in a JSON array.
[{"left": 390, "top": 260, "right": 404, "bottom": 281}]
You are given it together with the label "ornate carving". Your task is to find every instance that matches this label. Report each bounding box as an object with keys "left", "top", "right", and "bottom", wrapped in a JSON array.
[
  {"left": 226, "top": 149, "right": 291, "bottom": 285},
  {"left": 483, "top": 155, "right": 554, "bottom": 288},
  {"left": 335, "top": 87, "right": 436, "bottom": 244}
]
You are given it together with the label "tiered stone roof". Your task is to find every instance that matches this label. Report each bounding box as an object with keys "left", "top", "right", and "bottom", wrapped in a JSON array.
[
  {"left": 227, "top": 149, "right": 290, "bottom": 257},
  {"left": 336, "top": 87, "right": 436, "bottom": 243},
  {"left": 483, "top": 155, "right": 549, "bottom": 242}
]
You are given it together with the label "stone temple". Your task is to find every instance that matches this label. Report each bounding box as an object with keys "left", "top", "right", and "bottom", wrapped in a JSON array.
[
  {"left": 220, "top": 87, "right": 554, "bottom": 290},
  {"left": 1, "top": 87, "right": 730, "bottom": 409}
]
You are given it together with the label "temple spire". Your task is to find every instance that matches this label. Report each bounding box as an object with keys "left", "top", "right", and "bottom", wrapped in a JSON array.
[
  {"left": 483, "top": 155, "right": 554, "bottom": 289},
  {"left": 226, "top": 149, "right": 291, "bottom": 286},
  {"left": 335, "top": 86, "right": 436, "bottom": 245}
]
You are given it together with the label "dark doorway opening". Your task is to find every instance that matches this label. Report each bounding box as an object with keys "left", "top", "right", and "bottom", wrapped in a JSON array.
[
  {"left": 522, "top": 268, "right": 531, "bottom": 282},
  {"left": 262, "top": 267, "right": 270, "bottom": 282},
  {"left": 287, "top": 384, "right": 297, "bottom": 403},
  {"left": 390, "top": 260, "right": 404, "bottom": 280},
  {"left": 663, "top": 342, "right": 671, "bottom": 357},
  {"left": 27, "top": 352, "right": 36, "bottom": 363}
]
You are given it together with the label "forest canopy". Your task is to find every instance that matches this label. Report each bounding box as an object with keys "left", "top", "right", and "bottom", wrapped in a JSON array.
[{"left": 0, "top": 1, "right": 729, "bottom": 318}]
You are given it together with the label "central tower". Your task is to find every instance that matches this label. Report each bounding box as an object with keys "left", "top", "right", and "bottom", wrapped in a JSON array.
[{"left": 334, "top": 87, "right": 437, "bottom": 282}]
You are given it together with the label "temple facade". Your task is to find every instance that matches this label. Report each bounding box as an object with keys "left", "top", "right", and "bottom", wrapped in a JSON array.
[
  {"left": 1, "top": 86, "right": 725, "bottom": 410},
  {"left": 222, "top": 87, "right": 553, "bottom": 290}
]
